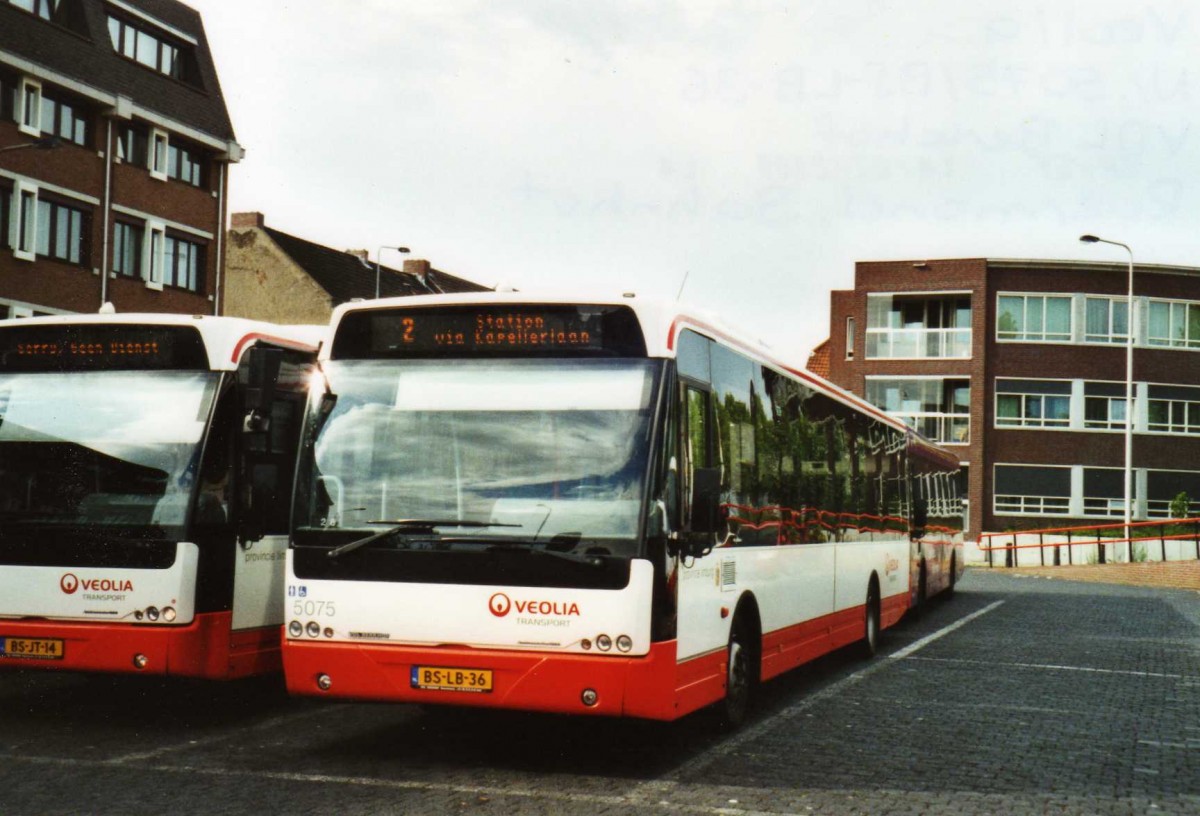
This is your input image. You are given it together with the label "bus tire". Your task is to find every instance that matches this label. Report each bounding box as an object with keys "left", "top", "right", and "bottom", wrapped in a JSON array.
[
  {"left": 859, "top": 579, "right": 881, "bottom": 658},
  {"left": 721, "top": 612, "right": 758, "bottom": 729}
]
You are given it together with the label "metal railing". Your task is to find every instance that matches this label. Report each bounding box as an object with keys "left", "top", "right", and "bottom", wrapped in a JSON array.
[{"left": 978, "top": 517, "right": 1200, "bottom": 568}]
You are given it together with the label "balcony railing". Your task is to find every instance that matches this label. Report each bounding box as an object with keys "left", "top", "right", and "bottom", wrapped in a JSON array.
[
  {"left": 865, "top": 328, "right": 971, "bottom": 359},
  {"left": 895, "top": 413, "right": 970, "bottom": 445}
]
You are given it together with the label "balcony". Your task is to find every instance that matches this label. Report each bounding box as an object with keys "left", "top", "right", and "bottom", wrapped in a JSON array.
[
  {"left": 865, "top": 294, "right": 971, "bottom": 360},
  {"left": 865, "top": 328, "right": 971, "bottom": 360}
]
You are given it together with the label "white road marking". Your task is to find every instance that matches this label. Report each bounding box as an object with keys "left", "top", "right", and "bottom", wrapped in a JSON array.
[
  {"left": 906, "top": 656, "right": 1185, "bottom": 681},
  {"left": 888, "top": 600, "right": 1007, "bottom": 659}
]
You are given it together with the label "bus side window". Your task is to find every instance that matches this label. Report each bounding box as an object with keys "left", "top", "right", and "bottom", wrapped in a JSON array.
[{"left": 683, "top": 385, "right": 719, "bottom": 536}]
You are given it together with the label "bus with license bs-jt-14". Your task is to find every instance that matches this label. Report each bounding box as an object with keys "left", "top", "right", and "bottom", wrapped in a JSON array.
[
  {"left": 283, "top": 294, "right": 963, "bottom": 724},
  {"left": 0, "top": 314, "right": 319, "bottom": 679}
]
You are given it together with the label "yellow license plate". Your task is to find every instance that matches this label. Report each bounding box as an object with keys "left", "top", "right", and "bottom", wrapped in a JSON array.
[
  {"left": 411, "top": 665, "right": 493, "bottom": 693},
  {"left": 1, "top": 637, "right": 64, "bottom": 660}
]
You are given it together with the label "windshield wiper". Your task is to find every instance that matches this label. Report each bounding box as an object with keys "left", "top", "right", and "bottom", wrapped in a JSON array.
[
  {"left": 482, "top": 535, "right": 606, "bottom": 568},
  {"left": 326, "top": 519, "right": 519, "bottom": 560}
]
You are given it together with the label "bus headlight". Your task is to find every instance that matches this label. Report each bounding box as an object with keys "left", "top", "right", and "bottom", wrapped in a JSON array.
[
  {"left": 596, "top": 634, "right": 612, "bottom": 652},
  {"left": 145, "top": 607, "right": 160, "bottom": 622},
  {"left": 288, "top": 620, "right": 303, "bottom": 638},
  {"left": 580, "top": 639, "right": 592, "bottom": 651},
  {"left": 616, "top": 635, "right": 633, "bottom": 653},
  {"left": 306, "top": 621, "right": 321, "bottom": 638},
  {"left": 162, "top": 607, "right": 177, "bottom": 623}
]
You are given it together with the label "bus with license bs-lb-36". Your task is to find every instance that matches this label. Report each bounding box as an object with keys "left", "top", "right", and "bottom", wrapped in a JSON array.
[{"left": 283, "top": 294, "right": 963, "bottom": 723}]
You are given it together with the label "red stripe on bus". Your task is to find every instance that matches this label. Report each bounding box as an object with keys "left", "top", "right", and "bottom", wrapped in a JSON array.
[
  {"left": 0, "top": 613, "right": 279, "bottom": 680},
  {"left": 230, "top": 332, "right": 318, "bottom": 364}
]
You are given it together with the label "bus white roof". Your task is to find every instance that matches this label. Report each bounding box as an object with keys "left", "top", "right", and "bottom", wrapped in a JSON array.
[
  {"left": 0, "top": 313, "right": 323, "bottom": 371},
  {"left": 328, "top": 293, "right": 923, "bottom": 441}
]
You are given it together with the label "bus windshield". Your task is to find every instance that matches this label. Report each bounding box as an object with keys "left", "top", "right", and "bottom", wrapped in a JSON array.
[
  {"left": 295, "top": 358, "right": 661, "bottom": 560},
  {"left": 0, "top": 370, "right": 218, "bottom": 533}
]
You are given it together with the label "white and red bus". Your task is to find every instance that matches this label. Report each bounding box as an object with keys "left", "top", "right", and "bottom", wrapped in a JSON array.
[
  {"left": 0, "top": 314, "right": 319, "bottom": 678},
  {"left": 284, "top": 295, "right": 962, "bottom": 723}
]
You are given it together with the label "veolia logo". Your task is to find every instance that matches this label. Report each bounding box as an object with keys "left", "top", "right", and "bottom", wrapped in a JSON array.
[
  {"left": 489, "top": 592, "right": 512, "bottom": 617},
  {"left": 59, "top": 574, "right": 133, "bottom": 594},
  {"left": 60, "top": 573, "right": 79, "bottom": 594}
]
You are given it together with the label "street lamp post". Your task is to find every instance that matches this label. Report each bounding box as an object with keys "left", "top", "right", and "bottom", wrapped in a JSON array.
[
  {"left": 375, "top": 245, "right": 411, "bottom": 299},
  {"left": 1080, "top": 233, "right": 1135, "bottom": 562}
]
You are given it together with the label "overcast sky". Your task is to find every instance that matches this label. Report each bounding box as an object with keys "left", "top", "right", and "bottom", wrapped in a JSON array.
[{"left": 186, "top": 0, "right": 1200, "bottom": 358}]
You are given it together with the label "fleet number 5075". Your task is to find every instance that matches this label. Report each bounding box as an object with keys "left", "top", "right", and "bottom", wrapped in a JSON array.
[{"left": 293, "top": 600, "right": 335, "bottom": 617}]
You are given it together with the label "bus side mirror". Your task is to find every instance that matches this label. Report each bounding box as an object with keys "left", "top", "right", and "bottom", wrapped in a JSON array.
[{"left": 238, "top": 347, "right": 283, "bottom": 433}]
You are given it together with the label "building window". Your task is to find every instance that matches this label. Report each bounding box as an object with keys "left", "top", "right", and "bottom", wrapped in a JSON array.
[
  {"left": 995, "top": 379, "right": 1071, "bottom": 428},
  {"left": 865, "top": 294, "right": 971, "bottom": 359},
  {"left": 166, "top": 140, "right": 205, "bottom": 187},
  {"left": 1082, "top": 467, "right": 1127, "bottom": 518},
  {"left": 116, "top": 123, "right": 148, "bottom": 166},
  {"left": 994, "top": 464, "right": 1071, "bottom": 515},
  {"left": 1148, "top": 299, "right": 1200, "bottom": 349},
  {"left": 0, "top": 185, "right": 9, "bottom": 250},
  {"left": 162, "top": 234, "right": 203, "bottom": 292},
  {"left": 997, "top": 294, "right": 1071, "bottom": 342},
  {"left": 112, "top": 221, "right": 143, "bottom": 278},
  {"left": 845, "top": 316, "right": 855, "bottom": 358},
  {"left": 37, "top": 90, "right": 88, "bottom": 146},
  {"left": 17, "top": 77, "right": 41, "bottom": 137},
  {"left": 1147, "top": 385, "right": 1200, "bottom": 435},
  {"left": 34, "top": 197, "right": 87, "bottom": 264},
  {"left": 150, "top": 128, "right": 168, "bottom": 180},
  {"left": 1146, "top": 470, "right": 1200, "bottom": 519},
  {"left": 1084, "top": 393, "right": 1128, "bottom": 431},
  {"left": 107, "top": 14, "right": 194, "bottom": 84},
  {"left": 865, "top": 377, "right": 970, "bottom": 444},
  {"left": 11, "top": 182, "right": 38, "bottom": 261},
  {"left": 145, "top": 223, "right": 165, "bottom": 288},
  {"left": 7, "top": 0, "right": 62, "bottom": 21},
  {"left": 1084, "top": 296, "right": 1129, "bottom": 344}
]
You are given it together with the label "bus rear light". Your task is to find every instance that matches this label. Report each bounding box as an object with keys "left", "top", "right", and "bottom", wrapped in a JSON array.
[
  {"left": 132, "top": 654, "right": 148, "bottom": 669},
  {"left": 323, "top": 627, "right": 334, "bottom": 638},
  {"left": 288, "top": 620, "right": 303, "bottom": 638},
  {"left": 596, "top": 634, "right": 612, "bottom": 652},
  {"left": 316, "top": 673, "right": 332, "bottom": 691},
  {"left": 305, "top": 621, "right": 321, "bottom": 638},
  {"left": 145, "top": 607, "right": 160, "bottom": 622},
  {"left": 162, "top": 607, "right": 177, "bottom": 623},
  {"left": 134, "top": 610, "right": 144, "bottom": 621},
  {"left": 616, "top": 635, "right": 633, "bottom": 653},
  {"left": 580, "top": 639, "right": 592, "bottom": 650},
  {"left": 581, "top": 688, "right": 599, "bottom": 707}
]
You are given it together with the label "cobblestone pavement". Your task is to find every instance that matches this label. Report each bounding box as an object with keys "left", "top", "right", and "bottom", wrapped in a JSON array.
[{"left": 2, "top": 570, "right": 1197, "bottom": 815}]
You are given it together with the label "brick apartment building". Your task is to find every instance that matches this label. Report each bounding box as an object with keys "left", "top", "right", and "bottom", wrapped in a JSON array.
[
  {"left": 0, "top": 0, "right": 238, "bottom": 318},
  {"left": 224, "top": 212, "right": 489, "bottom": 324},
  {"left": 820, "top": 258, "right": 1200, "bottom": 540}
]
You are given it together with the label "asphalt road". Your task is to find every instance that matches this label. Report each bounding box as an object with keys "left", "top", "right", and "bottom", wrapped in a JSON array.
[{"left": 2, "top": 570, "right": 1197, "bottom": 815}]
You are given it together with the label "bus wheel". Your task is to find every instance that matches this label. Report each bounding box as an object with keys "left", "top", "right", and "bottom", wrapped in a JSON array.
[
  {"left": 859, "top": 582, "right": 880, "bottom": 658},
  {"left": 721, "top": 616, "right": 756, "bottom": 728}
]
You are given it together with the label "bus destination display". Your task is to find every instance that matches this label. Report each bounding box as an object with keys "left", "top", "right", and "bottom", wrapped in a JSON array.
[
  {"left": 0, "top": 325, "right": 208, "bottom": 372},
  {"left": 333, "top": 305, "right": 647, "bottom": 359}
]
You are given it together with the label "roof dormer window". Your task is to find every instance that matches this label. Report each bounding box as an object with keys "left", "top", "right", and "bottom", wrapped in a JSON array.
[{"left": 106, "top": 12, "right": 199, "bottom": 86}]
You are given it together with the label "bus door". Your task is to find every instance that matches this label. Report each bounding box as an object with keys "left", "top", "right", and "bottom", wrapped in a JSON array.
[{"left": 229, "top": 347, "right": 311, "bottom": 633}]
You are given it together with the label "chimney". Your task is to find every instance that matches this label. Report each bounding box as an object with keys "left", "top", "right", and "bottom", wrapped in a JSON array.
[
  {"left": 403, "top": 259, "right": 431, "bottom": 283},
  {"left": 231, "top": 211, "right": 265, "bottom": 229},
  {"left": 345, "top": 249, "right": 370, "bottom": 263}
]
